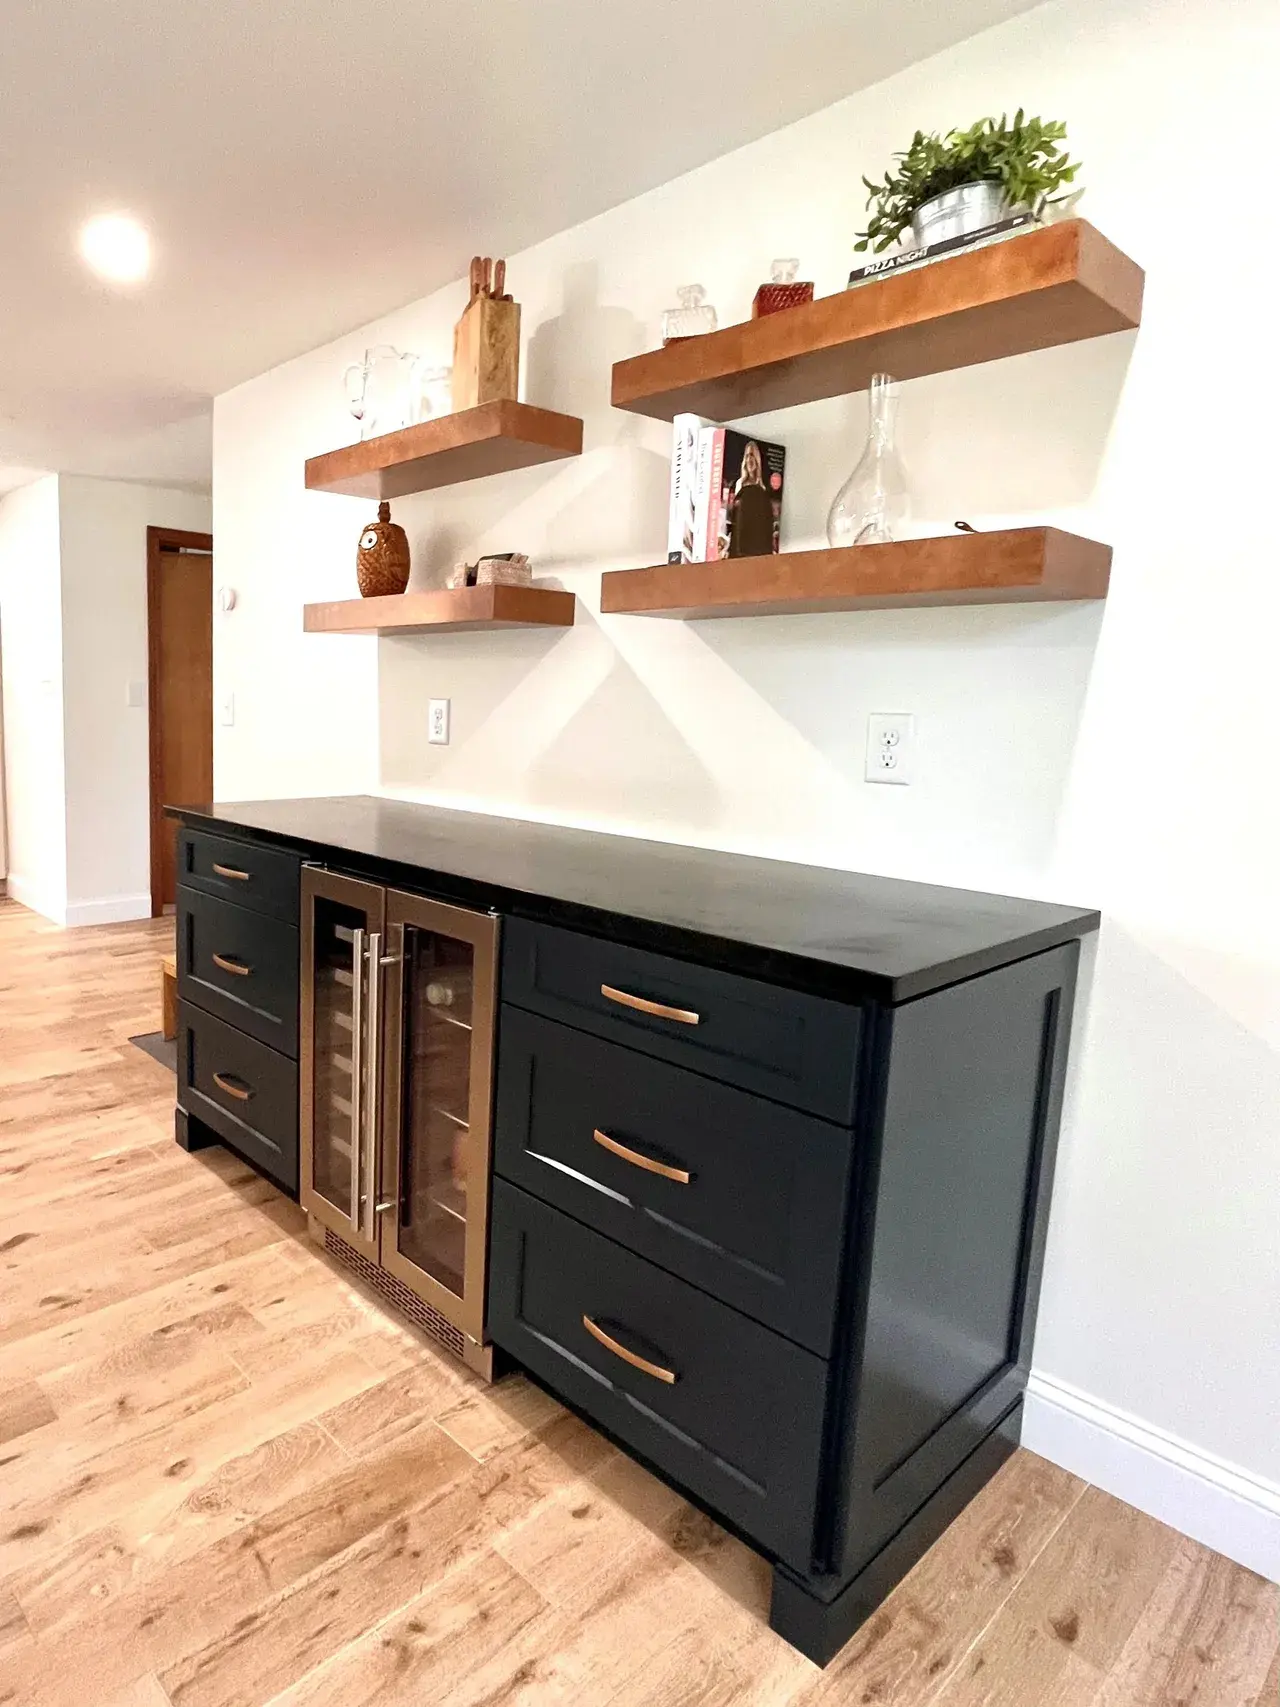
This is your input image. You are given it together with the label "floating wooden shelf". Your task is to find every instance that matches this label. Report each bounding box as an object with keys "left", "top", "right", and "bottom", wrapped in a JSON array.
[
  {"left": 612, "top": 221, "right": 1143, "bottom": 422},
  {"left": 303, "top": 584, "right": 576, "bottom": 635},
  {"left": 599, "top": 528, "right": 1110, "bottom": 619},
  {"left": 305, "top": 400, "right": 584, "bottom": 499}
]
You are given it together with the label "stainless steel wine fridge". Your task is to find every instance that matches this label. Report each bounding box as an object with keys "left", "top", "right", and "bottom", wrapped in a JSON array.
[{"left": 300, "top": 866, "right": 499, "bottom": 1378}]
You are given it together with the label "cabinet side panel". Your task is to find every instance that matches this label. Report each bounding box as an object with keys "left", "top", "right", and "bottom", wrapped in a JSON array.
[{"left": 834, "top": 942, "right": 1078, "bottom": 1577}]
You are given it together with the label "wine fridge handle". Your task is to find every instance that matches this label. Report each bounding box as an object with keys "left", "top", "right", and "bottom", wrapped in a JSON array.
[
  {"left": 349, "top": 927, "right": 365, "bottom": 1232},
  {"left": 362, "top": 932, "right": 382, "bottom": 1243}
]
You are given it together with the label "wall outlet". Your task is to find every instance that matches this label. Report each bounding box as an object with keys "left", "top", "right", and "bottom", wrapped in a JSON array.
[
  {"left": 865, "top": 712, "right": 914, "bottom": 785},
  {"left": 428, "top": 698, "right": 450, "bottom": 745},
  {"left": 126, "top": 679, "right": 146, "bottom": 708},
  {"left": 219, "top": 691, "right": 235, "bottom": 727}
]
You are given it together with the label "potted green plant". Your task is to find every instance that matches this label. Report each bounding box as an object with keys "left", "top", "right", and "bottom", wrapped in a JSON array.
[{"left": 855, "top": 112, "right": 1080, "bottom": 253}]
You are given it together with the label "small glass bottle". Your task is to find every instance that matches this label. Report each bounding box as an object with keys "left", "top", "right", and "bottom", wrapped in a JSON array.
[
  {"left": 826, "top": 373, "right": 909, "bottom": 548},
  {"left": 662, "top": 284, "right": 718, "bottom": 345},
  {"left": 753, "top": 258, "right": 814, "bottom": 318}
]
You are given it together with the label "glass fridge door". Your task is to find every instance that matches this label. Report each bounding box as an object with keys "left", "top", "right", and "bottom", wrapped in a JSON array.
[
  {"left": 300, "top": 867, "right": 386, "bottom": 1259},
  {"left": 380, "top": 891, "right": 498, "bottom": 1351}
]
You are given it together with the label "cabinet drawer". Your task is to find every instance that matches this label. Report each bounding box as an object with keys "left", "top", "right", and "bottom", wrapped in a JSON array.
[
  {"left": 178, "top": 886, "right": 299, "bottom": 1056},
  {"left": 178, "top": 1003, "right": 298, "bottom": 1193},
  {"left": 502, "top": 918, "right": 861, "bottom": 1122},
  {"left": 495, "top": 1006, "right": 852, "bottom": 1354},
  {"left": 177, "top": 828, "right": 300, "bottom": 924},
  {"left": 488, "top": 1179, "right": 829, "bottom": 1569}
]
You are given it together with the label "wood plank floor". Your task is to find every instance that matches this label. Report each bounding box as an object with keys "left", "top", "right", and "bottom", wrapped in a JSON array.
[{"left": 0, "top": 897, "right": 1275, "bottom": 1706}]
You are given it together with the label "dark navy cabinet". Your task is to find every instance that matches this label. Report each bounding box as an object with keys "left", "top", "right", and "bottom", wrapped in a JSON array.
[{"left": 167, "top": 796, "right": 1096, "bottom": 1667}]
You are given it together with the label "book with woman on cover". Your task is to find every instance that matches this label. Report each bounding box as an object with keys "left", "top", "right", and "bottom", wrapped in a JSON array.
[{"left": 668, "top": 417, "right": 785, "bottom": 562}]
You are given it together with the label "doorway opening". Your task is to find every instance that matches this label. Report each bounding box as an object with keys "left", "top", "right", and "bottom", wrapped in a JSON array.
[{"left": 147, "top": 525, "right": 213, "bottom": 916}]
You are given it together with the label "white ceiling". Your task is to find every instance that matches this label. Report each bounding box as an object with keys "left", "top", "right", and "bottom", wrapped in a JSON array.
[{"left": 0, "top": 0, "right": 1037, "bottom": 492}]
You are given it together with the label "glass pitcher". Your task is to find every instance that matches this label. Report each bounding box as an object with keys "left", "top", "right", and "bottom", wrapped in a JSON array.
[
  {"left": 343, "top": 346, "right": 419, "bottom": 440},
  {"left": 826, "top": 373, "right": 909, "bottom": 547}
]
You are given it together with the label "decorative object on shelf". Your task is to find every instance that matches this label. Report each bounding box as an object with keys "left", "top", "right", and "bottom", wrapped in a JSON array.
[
  {"left": 855, "top": 112, "right": 1080, "bottom": 254},
  {"left": 826, "top": 373, "right": 908, "bottom": 548},
  {"left": 661, "top": 284, "right": 718, "bottom": 346},
  {"left": 452, "top": 257, "right": 520, "bottom": 412},
  {"left": 356, "top": 501, "right": 411, "bottom": 597},
  {"left": 344, "top": 346, "right": 420, "bottom": 440},
  {"left": 446, "top": 552, "right": 532, "bottom": 590},
  {"left": 413, "top": 363, "right": 454, "bottom": 423},
  {"left": 752, "top": 259, "right": 814, "bottom": 319}
]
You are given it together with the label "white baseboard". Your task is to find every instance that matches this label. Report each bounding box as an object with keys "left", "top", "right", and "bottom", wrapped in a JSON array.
[
  {"left": 4, "top": 872, "right": 67, "bottom": 924},
  {"left": 1025, "top": 1371, "right": 1280, "bottom": 1582},
  {"left": 63, "top": 892, "right": 153, "bottom": 927}
]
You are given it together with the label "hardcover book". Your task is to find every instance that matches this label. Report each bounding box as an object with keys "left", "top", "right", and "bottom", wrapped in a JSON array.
[{"left": 693, "top": 426, "right": 786, "bottom": 561}]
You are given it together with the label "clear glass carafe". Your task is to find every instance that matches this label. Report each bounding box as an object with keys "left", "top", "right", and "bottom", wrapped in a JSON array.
[
  {"left": 662, "top": 284, "right": 718, "bottom": 345},
  {"left": 826, "top": 373, "right": 909, "bottom": 547}
]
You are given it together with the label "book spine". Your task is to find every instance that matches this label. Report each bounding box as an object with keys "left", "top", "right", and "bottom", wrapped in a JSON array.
[
  {"left": 707, "top": 429, "right": 727, "bottom": 560},
  {"left": 667, "top": 414, "right": 696, "bottom": 562},
  {"left": 691, "top": 426, "right": 715, "bottom": 562},
  {"left": 846, "top": 212, "right": 1034, "bottom": 287}
]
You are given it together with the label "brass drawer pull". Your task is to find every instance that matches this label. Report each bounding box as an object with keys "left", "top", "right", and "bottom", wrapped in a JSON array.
[
  {"left": 212, "top": 1071, "right": 253, "bottom": 1102},
  {"left": 212, "top": 862, "right": 251, "bottom": 881},
  {"left": 593, "top": 1129, "right": 691, "bottom": 1185},
  {"left": 582, "top": 1315, "right": 677, "bottom": 1385},
  {"left": 212, "top": 952, "right": 252, "bottom": 978},
  {"left": 600, "top": 984, "right": 700, "bottom": 1027}
]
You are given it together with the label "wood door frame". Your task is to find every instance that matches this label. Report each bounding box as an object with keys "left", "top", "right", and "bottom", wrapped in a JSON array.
[{"left": 147, "top": 524, "right": 214, "bottom": 917}]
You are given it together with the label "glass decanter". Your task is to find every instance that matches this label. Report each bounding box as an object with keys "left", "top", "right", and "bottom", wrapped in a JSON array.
[
  {"left": 662, "top": 284, "right": 718, "bottom": 345},
  {"left": 753, "top": 258, "right": 814, "bottom": 318},
  {"left": 826, "top": 373, "right": 909, "bottom": 547}
]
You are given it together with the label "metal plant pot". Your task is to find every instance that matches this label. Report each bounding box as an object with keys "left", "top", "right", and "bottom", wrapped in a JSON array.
[{"left": 910, "top": 180, "right": 1014, "bottom": 248}]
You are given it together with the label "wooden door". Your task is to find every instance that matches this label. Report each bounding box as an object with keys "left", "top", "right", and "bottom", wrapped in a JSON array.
[{"left": 148, "top": 527, "right": 213, "bottom": 914}]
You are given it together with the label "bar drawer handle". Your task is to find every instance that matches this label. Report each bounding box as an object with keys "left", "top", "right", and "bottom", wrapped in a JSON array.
[
  {"left": 212, "top": 863, "right": 251, "bottom": 881},
  {"left": 212, "top": 1071, "right": 253, "bottom": 1102},
  {"left": 582, "top": 1315, "right": 677, "bottom": 1385},
  {"left": 212, "top": 952, "right": 252, "bottom": 978},
  {"left": 599, "top": 984, "right": 700, "bottom": 1027},
  {"left": 592, "top": 1129, "right": 691, "bottom": 1185}
]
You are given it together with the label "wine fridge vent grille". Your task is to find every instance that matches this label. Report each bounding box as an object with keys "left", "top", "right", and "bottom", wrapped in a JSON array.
[{"left": 323, "top": 1227, "right": 467, "bottom": 1360}]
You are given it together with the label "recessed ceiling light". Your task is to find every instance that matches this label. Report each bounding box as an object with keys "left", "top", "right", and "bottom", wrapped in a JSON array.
[{"left": 78, "top": 213, "right": 151, "bottom": 284}]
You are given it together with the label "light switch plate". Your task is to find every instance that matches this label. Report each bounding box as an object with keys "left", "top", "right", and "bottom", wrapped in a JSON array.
[
  {"left": 428, "top": 698, "right": 450, "bottom": 745},
  {"left": 126, "top": 679, "right": 146, "bottom": 708},
  {"left": 866, "top": 712, "right": 914, "bottom": 784},
  {"left": 219, "top": 691, "right": 235, "bottom": 727}
]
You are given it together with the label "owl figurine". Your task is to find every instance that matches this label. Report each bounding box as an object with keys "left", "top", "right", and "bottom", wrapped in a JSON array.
[{"left": 356, "top": 501, "right": 410, "bottom": 598}]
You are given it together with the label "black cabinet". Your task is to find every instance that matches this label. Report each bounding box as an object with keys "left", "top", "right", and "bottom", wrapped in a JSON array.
[
  {"left": 173, "top": 827, "right": 302, "bottom": 1195},
  {"left": 489, "top": 1178, "right": 829, "bottom": 1566},
  {"left": 491, "top": 922, "right": 1080, "bottom": 1666},
  {"left": 167, "top": 798, "right": 1095, "bottom": 1668},
  {"left": 177, "top": 887, "right": 299, "bottom": 1056},
  {"left": 493, "top": 1005, "right": 853, "bottom": 1352},
  {"left": 177, "top": 1005, "right": 299, "bottom": 1193}
]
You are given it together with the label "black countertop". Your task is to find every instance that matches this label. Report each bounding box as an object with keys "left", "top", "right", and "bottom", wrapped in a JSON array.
[{"left": 172, "top": 796, "right": 1099, "bottom": 1004}]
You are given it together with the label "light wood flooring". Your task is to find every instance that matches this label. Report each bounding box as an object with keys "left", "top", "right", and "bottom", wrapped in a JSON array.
[{"left": 0, "top": 898, "right": 1275, "bottom": 1706}]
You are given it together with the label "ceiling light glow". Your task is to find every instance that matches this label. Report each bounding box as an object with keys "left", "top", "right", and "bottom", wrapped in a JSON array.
[{"left": 78, "top": 213, "right": 151, "bottom": 284}]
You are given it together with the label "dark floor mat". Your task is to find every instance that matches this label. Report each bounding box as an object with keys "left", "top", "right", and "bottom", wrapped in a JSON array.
[{"left": 130, "top": 1031, "right": 177, "bottom": 1074}]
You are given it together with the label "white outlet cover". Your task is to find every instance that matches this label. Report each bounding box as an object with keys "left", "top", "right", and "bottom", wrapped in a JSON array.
[
  {"left": 428, "top": 697, "right": 451, "bottom": 745},
  {"left": 866, "top": 712, "right": 914, "bottom": 785},
  {"left": 219, "top": 691, "right": 235, "bottom": 727}
]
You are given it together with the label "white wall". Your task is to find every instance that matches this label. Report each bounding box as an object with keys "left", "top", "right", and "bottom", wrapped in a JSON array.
[
  {"left": 0, "top": 475, "right": 211, "bottom": 924},
  {"left": 213, "top": 0, "right": 1280, "bottom": 1575},
  {"left": 58, "top": 476, "right": 211, "bottom": 922},
  {"left": 0, "top": 476, "right": 67, "bottom": 920}
]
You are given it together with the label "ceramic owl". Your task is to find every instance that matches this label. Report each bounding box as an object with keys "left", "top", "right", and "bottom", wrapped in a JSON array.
[{"left": 356, "top": 501, "right": 410, "bottom": 597}]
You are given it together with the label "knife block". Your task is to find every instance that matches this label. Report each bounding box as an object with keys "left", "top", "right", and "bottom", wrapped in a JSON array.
[{"left": 451, "top": 295, "right": 521, "bottom": 411}]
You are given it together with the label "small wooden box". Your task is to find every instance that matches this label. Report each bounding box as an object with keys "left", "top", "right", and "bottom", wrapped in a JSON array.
[{"left": 452, "top": 295, "right": 521, "bottom": 411}]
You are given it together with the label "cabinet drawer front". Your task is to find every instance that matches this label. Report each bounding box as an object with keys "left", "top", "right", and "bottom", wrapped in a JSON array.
[
  {"left": 488, "top": 1179, "right": 829, "bottom": 1568},
  {"left": 495, "top": 1007, "right": 852, "bottom": 1354},
  {"left": 178, "top": 887, "right": 299, "bottom": 1056},
  {"left": 503, "top": 919, "right": 861, "bottom": 1122},
  {"left": 178, "top": 1004, "right": 298, "bottom": 1193},
  {"left": 178, "top": 828, "right": 300, "bottom": 923}
]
